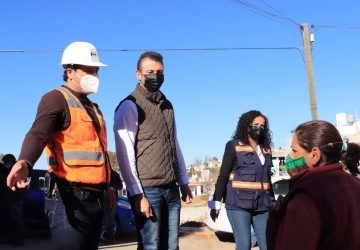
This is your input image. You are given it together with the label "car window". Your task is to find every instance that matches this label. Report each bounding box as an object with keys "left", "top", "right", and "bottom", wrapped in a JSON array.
[
  {"left": 28, "top": 170, "right": 47, "bottom": 191},
  {"left": 273, "top": 180, "right": 289, "bottom": 196},
  {"left": 38, "top": 177, "right": 46, "bottom": 191}
]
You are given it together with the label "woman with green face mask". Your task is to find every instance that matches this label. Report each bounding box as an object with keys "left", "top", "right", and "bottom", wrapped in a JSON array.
[{"left": 266, "top": 120, "right": 360, "bottom": 250}]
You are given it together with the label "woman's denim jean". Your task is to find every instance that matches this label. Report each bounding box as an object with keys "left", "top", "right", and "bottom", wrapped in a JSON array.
[
  {"left": 226, "top": 209, "right": 269, "bottom": 250},
  {"left": 45, "top": 187, "right": 104, "bottom": 250},
  {"left": 129, "top": 181, "right": 181, "bottom": 250}
]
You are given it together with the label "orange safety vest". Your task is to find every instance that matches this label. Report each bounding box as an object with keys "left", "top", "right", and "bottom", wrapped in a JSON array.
[{"left": 45, "top": 87, "right": 110, "bottom": 184}]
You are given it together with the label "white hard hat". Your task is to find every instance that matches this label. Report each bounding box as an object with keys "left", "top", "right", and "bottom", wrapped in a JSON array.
[{"left": 61, "top": 41, "right": 107, "bottom": 67}]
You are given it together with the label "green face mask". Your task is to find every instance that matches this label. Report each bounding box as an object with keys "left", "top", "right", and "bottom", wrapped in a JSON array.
[{"left": 284, "top": 155, "right": 309, "bottom": 177}]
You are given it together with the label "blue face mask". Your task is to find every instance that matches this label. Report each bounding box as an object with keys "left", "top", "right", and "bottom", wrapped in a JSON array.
[
  {"left": 284, "top": 154, "right": 309, "bottom": 177},
  {"left": 4, "top": 164, "right": 11, "bottom": 170}
]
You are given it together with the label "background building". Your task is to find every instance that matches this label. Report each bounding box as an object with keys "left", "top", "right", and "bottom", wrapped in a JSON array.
[{"left": 336, "top": 113, "right": 360, "bottom": 143}]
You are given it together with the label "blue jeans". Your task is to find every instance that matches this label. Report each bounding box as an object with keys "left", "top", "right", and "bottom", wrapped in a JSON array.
[
  {"left": 226, "top": 209, "right": 269, "bottom": 250},
  {"left": 45, "top": 187, "right": 104, "bottom": 250},
  {"left": 129, "top": 181, "right": 181, "bottom": 250}
]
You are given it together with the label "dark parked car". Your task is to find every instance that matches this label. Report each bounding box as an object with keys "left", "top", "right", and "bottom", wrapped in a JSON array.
[
  {"left": 206, "top": 175, "right": 290, "bottom": 234},
  {"left": 271, "top": 176, "right": 290, "bottom": 200},
  {"left": 100, "top": 195, "right": 136, "bottom": 241},
  {"left": 24, "top": 169, "right": 49, "bottom": 232},
  {"left": 25, "top": 169, "right": 135, "bottom": 239}
]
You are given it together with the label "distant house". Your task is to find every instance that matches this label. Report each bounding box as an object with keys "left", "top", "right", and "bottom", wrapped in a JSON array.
[
  {"left": 335, "top": 113, "right": 360, "bottom": 143},
  {"left": 188, "top": 182, "right": 212, "bottom": 196}
]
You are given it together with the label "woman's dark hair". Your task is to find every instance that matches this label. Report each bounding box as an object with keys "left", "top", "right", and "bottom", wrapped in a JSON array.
[
  {"left": 62, "top": 64, "right": 80, "bottom": 82},
  {"left": 137, "top": 51, "right": 163, "bottom": 71},
  {"left": 295, "top": 120, "right": 360, "bottom": 170},
  {"left": 341, "top": 143, "right": 360, "bottom": 177},
  {"left": 232, "top": 110, "right": 272, "bottom": 149}
]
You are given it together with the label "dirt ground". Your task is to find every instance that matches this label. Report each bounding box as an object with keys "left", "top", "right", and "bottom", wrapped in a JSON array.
[
  {"left": 0, "top": 229, "right": 259, "bottom": 250},
  {"left": 0, "top": 195, "right": 259, "bottom": 249}
]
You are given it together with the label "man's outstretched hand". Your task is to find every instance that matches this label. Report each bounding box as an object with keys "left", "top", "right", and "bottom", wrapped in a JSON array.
[{"left": 6, "top": 160, "right": 29, "bottom": 191}]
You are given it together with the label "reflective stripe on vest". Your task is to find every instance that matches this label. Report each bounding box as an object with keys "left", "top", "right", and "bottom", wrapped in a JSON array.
[
  {"left": 235, "top": 145, "right": 271, "bottom": 155},
  {"left": 235, "top": 145, "right": 254, "bottom": 153},
  {"left": 63, "top": 90, "right": 82, "bottom": 108},
  {"left": 232, "top": 181, "right": 270, "bottom": 190},
  {"left": 229, "top": 173, "right": 270, "bottom": 190},
  {"left": 63, "top": 151, "right": 104, "bottom": 162},
  {"left": 47, "top": 151, "right": 105, "bottom": 166},
  {"left": 229, "top": 173, "right": 234, "bottom": 180}
]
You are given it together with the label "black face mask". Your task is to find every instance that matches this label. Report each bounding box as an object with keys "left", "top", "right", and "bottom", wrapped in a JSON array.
[
  {"left": 143, "top": 73, "right": 164, "bottom": 92},
  {"left": 249, "top": 126, "right": 265, "bottom": 142}
]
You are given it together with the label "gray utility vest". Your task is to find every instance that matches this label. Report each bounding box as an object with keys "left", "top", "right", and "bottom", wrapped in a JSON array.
[{"left": 122, "top": 85, "right": 179, "bottom": 187}]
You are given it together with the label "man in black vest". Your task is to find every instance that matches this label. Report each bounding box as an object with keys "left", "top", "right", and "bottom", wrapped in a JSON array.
[{"left": 114, "top": 51, "right": 193, "bottom": 250}]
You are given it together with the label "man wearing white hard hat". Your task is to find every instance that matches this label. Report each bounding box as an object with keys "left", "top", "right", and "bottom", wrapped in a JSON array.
[{"left": 7, "top": 41, "right": 112, "bottom": 250}]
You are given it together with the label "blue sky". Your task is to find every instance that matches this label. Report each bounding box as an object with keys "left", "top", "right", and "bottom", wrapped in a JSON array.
[{"left": 1, "top": 0, "right": 359, "bottom": 169}]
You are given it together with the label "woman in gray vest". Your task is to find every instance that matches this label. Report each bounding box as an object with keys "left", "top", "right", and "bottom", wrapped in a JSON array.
[{"left": 209, "top": 110, "right": 275, "bottom": 250}]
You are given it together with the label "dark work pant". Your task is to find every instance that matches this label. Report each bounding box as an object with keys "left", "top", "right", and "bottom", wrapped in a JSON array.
[
  {"left": 45, "top": 187, "right": 104, "bottom": 250},
  {"left": 103, "top": 191, "right": 117, "bottom": 242}
]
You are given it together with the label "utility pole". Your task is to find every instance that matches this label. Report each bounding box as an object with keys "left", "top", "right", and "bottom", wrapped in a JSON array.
[{"left": 301, "top": 23, "right": 318, "bottom": 120}]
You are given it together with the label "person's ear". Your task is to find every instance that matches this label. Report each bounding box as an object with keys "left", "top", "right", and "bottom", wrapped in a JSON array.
[
  {"left": 135, "top": 70, "right": 142, "bottom": 81},
  {"left": 311, "top": 147, "right": 322, "bottom": 166},
  {"left": 67, "top": 68, "right": 75, "bottom": 80}
]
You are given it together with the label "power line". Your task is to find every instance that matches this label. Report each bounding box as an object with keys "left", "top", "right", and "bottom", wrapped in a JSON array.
[
  {"left": 0, "top": 47, "right": 300, "bottom": 53},
  {"left": 230, "top": 0, "right": 299, "bottom": 28},
  {"left": 313, "top": 24, "right": 360, "bottom": 30},
  {"left": 0, "top": 50, "right": 62, "bottom": 53},
  {"left": 256, "top": 0, "right": 288, "bottom": 18},
  {"left": 0, "top": 46, "right": 305, "bottom": 63},
  {"left": 231, "top": 0, "right": 360, "bottom": 30},
  {"left": 100, "top": 47, "right": 300, "bottom": 52}
]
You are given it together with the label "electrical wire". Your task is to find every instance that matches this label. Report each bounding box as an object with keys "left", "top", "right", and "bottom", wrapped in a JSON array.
[
  {"left": 229, "top": 0, "right": 299, "bottom": 28},
  {"left": 229, "top": 0, "right": 360, "bottom": 31},
  {"left": 0, "top": 46, "right": 305, "bottom": 63},
  {"left": 313, "top": 24, "right": 360, "bottom": 29}
]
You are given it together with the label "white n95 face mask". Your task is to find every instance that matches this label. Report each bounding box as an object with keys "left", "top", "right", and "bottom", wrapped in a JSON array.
[
  {"left": 73, "top": 70, "right": 99, "bottom": 94},
  {"left": 79, "top": 74, "right": 99, "bottom": 94}
]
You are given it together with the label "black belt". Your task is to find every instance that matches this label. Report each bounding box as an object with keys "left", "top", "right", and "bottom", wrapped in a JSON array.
[{"left": 57, "top": 181, "right": 106, "bottom": 193}]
